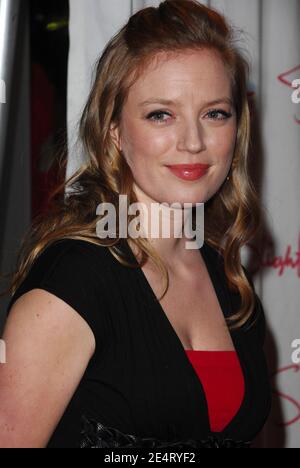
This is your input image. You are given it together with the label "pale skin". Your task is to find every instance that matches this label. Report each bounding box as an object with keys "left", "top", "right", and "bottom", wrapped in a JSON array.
[
  {"left": 0, "top": 291, "right": 95, "bottom": 448},
  {"left": 111, "top": 49, "right": 238, "bottom": 351},
  {"left": 111, "top": 48, "right": 237, "bottom": 266},
  {"left": 0, "top": 48, "right": 238, "bottom": 447}
]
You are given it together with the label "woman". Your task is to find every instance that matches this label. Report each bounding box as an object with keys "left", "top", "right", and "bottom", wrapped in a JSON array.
[{"left": 0, "top": 0, "right": 272, "bottom": 448}]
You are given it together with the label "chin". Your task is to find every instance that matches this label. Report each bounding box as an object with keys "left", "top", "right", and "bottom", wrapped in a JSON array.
[{"left": 157, "top": 196, "right": 205, "bottom": 207}]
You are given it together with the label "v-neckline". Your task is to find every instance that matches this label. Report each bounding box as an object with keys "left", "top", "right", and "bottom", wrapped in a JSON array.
[{"left": 124, "top": 239, "right": 250, "bottom": 437}]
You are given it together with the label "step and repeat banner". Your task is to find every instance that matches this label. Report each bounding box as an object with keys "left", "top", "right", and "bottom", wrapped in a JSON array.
[{"left": 67, "top": 0, "right": 300, "bottom": 448}]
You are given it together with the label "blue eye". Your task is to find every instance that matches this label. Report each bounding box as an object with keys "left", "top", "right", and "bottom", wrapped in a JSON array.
[
  {"left": 146, "top": 110, "right": 172, "bottom": 123},
  {"left": 146, "top": 108, "right": 233, "bottom": 124},
  {"left": 206, "top": 109, "right": 232, "bottom": 120}
]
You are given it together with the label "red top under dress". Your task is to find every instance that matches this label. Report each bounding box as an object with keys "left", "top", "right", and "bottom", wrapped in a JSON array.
[{"left": 185, "top": 350, "right": 245, "bottom": 433}]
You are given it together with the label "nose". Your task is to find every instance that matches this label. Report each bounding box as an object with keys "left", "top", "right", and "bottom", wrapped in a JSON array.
[{"left": 177, "top": 119, "right": 206, "bottom": 154}]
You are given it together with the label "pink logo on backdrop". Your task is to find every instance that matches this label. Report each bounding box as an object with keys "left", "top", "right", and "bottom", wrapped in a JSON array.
[
  {"left": 277, "top": 65, "right": 300, "bottom": 124},
  {"left": 248, "top": 233, "right": 300, "bottom": 278}
]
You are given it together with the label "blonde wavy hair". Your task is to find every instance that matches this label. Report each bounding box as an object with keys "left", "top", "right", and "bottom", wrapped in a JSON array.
[{"left": 2, "top": 0, "right": 262, "bottom": 329}]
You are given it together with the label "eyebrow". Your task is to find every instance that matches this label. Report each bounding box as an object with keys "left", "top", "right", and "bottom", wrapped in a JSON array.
[{"left": 138, "top": 97, "right": 233, "bottom": 107}]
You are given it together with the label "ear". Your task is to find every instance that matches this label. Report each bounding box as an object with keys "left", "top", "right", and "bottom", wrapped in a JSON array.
[{"left": 110, "top": 122, "right": 122, "bottom": 153}]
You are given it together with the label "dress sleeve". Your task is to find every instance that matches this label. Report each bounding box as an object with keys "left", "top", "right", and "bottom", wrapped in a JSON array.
[{"left": 5, "top": 239, "right": 109, "bottom": 351}]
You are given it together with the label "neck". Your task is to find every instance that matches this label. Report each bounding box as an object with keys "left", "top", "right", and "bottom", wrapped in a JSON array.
[{"left": 129, "top": 183, "right": 201, "bottom": 269}]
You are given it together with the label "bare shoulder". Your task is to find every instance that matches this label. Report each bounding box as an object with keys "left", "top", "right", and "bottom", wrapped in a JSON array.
[{"left": 0, "top": 287, "right": 95, "bottom": 448}]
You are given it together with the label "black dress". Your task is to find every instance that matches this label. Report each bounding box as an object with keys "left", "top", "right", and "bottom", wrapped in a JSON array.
[{"left": 5, "top": 238, "right": 272, "bottom": 448}]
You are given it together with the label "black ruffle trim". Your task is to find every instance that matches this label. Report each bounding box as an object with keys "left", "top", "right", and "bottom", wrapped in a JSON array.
[{"left": 80, "top": 415, "right": 252, "bottom": 449}]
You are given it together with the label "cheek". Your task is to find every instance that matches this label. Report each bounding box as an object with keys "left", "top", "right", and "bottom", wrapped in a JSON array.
[
  {"left": 122, "top": 122, "right": 172, "bottom": 168},
  {"left": 209, "top": 125, "right": 237, "bottom": 163}
]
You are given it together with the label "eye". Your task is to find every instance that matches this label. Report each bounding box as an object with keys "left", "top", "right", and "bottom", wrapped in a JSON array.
[
  {"left": 205, "top": 109, "right": 233, "bottom": 120},
  {"left": 146, "top": 110, "right": 172, "bottom": 123}
]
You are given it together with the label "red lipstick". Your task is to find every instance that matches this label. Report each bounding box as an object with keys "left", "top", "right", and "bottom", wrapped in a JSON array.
[{"left": 166, "top": 164, "right": 210, "bottom": 181}]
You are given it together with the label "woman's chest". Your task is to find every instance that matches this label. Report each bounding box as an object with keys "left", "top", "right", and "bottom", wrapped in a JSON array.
[
  {"left": 89, "top": 253, "right": 271, "bottom": 443},
  {"left": 140, "top": 260, "right": 235, "bottom": 352}
]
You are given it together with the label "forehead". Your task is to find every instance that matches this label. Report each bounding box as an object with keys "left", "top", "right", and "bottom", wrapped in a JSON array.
[{"left": 127, "top": 49, "right": 232, "bottom": 103}]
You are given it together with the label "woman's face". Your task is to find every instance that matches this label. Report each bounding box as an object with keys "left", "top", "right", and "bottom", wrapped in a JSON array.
[{"left": 111, "top": 48, "right": 237, "bottom": 206}]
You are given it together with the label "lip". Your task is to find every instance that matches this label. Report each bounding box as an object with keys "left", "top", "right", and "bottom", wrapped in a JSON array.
[{"left": 166, "top": 164, "right": 210, "bottom": 181}]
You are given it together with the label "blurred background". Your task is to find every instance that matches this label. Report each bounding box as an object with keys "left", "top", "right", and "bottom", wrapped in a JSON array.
[
  {"left": 0, "top": 0, "right": 69, "bottom": 329},
  {"left": 0, "top": 0, "right": 299, "bottom": 448}
]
